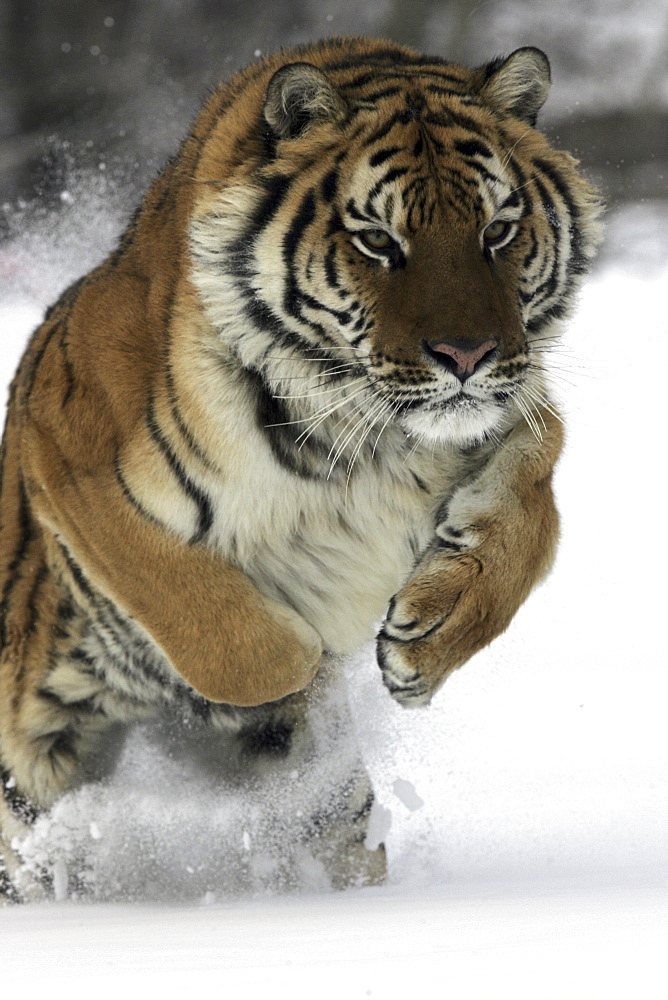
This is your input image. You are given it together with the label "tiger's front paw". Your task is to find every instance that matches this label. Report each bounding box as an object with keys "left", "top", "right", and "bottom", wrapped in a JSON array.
[{"left": 377, "top": 547, "right": 500, "bottom": 708}]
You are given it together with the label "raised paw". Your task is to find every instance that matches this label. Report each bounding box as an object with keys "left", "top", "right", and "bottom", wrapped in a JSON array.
[
  {"left": 377, "top": 544, "right": 509, "bottom": 708},
  {"left": 376, "top": 595, "right": 444, "bottom": 706}
]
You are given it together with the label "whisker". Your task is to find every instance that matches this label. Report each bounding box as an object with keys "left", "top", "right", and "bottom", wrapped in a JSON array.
[
  {"left": 327, "top": 400, "right": 372, "bottom": 471},
  {"left": 327, "top": 391, "right": 386, "bottom": 476},
  {"left": 515, "top": 393, "right": 543, "bottom": 442},
  {"left": 501, "top": 128, "right": 533, "bottom": 170},
  {"left": 521, "top": 380, "right": 565, "bottom": 424},
  {"left": 272, "top": 364, "right": 361, "bottom": 382},
  {"left": 274, "top": 375, "right": 368, "bottom": 401},
  {"left": 267, "top": 386, "right": 359, "bottom": 430},
  {"left": 345, "top": 397, "right": 390, "bottom": 487},
  {"left": 295, "top": 398, "right": 355, "bottom": 449},
  {"left": 526, "top": 364, "right": 579, "bottom": 391},
  {"left": 403, "top": 428, "right": 429, "bottom": 464},
  {"left": 264, "top": 347, "right": 366, "bottom": 361},
  {"left": 530, "top": 357, "right": 599, "bottom": 381},
  {"left": 372, "top": 400, "right": 402, "bottom": 457},
  {"left": 523, "top": 392, "right": 549, "bottom": 434},
  {"left": 295, "top": 384, "right": 372, "bottom": 446}
]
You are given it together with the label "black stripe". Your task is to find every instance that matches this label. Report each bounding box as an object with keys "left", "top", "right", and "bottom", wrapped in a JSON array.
[
  {"left": 455, "top": 139, "right": 493, "bottom": 159},
  {"left": 321, "top": 169, "right": 338, "bottom": 204},
  {"left": 369, "top": 146, "right": 401, "bottom": 168},
  {"left": 325, "top": 207, "right": 345, "bottom": 237},
  {"left": 529, "top": 175, "right": 561, "bottom": 305},
  {"left": 55, "top": 549, "right": 172, "bottom": 693},
  {"left": 57, "top": 542, "right": 97, "bottom": 605},
  {"left": 20, "top": 321, "right": 60, "bottom": 402},
  {"left": 169, "top": 395, "right": 216, "bottom": 471},
  {"left": 25, "top": 560, "right": 49, "bottom": 637},
  {"left": 70, "top": 646, "right": 97, "bottom": 667},
  {"left": 457, "top": 157, "right": 503, "bottom": 188},
  {"left": 365, "top": 166, "right": 410, "bottom": 211},
  {"left": 345, "top": 197, "right": 378, "bottom": 224},
  {"left": 350, "top": 790, "right": 375, "bottom": 824},
  {"left": 328, "top": 63, "right": 468, "bottom": 84},
  {"left": 499, "top": 191, "right": 521, "bottom": 211},
  {"left": 0, "top": 481, "right": 35, "bottom": 651},
  {"left": 1, "top": 765, "right": 40, "bottom": 825},
  {"left": 323, "top": 54, "right": 421, "bottom": 74},
  {"left": 426, "top": 84, "right": 471, "bottom": 98},
  {"left": 522, "top": 228, "right": 540, "bottom": 269},
  {"left": 534, "top": 158, "right": 586, "bottom": 273},
  {"left": 0, "top": 864, "right": 22, "bottom": 903},
  {"left": 357, "top": 86, "right": 403, "bottom": 103},
  {"left": 37, "top": 686, "right": 97, "bottom": 713},
  {"left": 239, "top": 720, "right": 294, "bottom": 756},
  {"left": 257, "top": 172, "right": 294, "bottom": 226},
  {"left": 224, "top": 173, "right": 293, "bottom": 277},
  {"left": 377, "top": 615, "right": 444, "bottom": 644},
  {"left": 436, "top": 538, "right": 464, "bottom": 552},
  {"left": 161, "top": 284, "right": 218, "bottom": 473},
  {"left": 280, "top": 190, "right": 352, "bottom": 332},
  {"left": 241, "top": 288, "right": 338, "bottom": 354},
  {"left": 282, "top": 188, "right": 316, "bottom": 262},
  {"left": 363, "top": 111, "right": 414, "bottom": 149},
  {"left": 146, "top": 396, "right": 214, "bottom": 544},
  {"left": 247, "top": 368, "right": 331, "bottom": 481},
  {"left": 323, "top": 243, "right": 340, "bottom": 289},
  {"left": 114, "top": 456, "right": 161, "bottom": 526},
  {"left": 58, "top": 318, "right": 76, "bottom": 407},
  {"left": 505, "top": 155, "right": 532, "bottom": 215}
]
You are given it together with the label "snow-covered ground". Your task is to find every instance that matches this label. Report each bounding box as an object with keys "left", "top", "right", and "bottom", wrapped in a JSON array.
[{"left": 0, "top": 189, "right": 667, "bottom": 996}]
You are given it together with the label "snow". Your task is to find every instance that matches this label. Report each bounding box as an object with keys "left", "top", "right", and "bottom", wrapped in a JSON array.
[
  {"left": 1, "top": 192, "right": 667, "bottom": 995},
  {"left": 1, "top": 879, "right": 666, "bottom": 996}
]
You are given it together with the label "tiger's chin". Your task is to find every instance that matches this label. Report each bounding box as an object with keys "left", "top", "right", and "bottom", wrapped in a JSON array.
[{"left": 399, "top": 395, "right": 509, "bottom": 447}]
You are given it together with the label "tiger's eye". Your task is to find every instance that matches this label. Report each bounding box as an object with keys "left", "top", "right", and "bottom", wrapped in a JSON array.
[
  {"left": 483, "top": 220, "right": 513, "bottom": 245},
  {"left": 359, "top": 229, "right": 394, "bottom": 251}
]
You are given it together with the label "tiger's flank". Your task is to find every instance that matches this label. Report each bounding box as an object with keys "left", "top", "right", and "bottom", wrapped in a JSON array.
[{"left": 0, "top": 37, "right": 603, "bottom": 901}]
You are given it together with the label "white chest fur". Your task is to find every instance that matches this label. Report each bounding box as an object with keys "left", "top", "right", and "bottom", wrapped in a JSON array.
[
  {"left": 217, "top": 460, "right": 436, "bottom": 653},
  {"left": 197, "top": 383, "right": 455, "bottom": 653}
]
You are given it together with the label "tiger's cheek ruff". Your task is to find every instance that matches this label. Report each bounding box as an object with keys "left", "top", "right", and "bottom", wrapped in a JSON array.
[{"left": 189, "top": 183, "right": 279, "bottom": 371}]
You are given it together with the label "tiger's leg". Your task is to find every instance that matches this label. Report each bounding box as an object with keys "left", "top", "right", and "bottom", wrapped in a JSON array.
[
  {"left": 378, "top": 407, "right": 562, "bottom": 706},
  {"left": 233, "top": 660, "right": 386, "bottom": 890},
  {"left": 0, "top": 564, "right": 154, "bottom": 902}
]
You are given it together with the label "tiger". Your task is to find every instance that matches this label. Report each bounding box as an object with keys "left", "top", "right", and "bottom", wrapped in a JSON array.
[{"left": 0, "top": 36, "right": 603, "bottom": 901}]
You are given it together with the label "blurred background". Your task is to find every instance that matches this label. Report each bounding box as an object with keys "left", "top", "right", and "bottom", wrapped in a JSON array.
[{"left": 1, "top": 0, "right": 666, "bottom": 225}]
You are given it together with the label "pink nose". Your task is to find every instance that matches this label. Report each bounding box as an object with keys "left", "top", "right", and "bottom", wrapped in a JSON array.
[{"left": 426, "top": 339, "right": 498, "bottom": 381}]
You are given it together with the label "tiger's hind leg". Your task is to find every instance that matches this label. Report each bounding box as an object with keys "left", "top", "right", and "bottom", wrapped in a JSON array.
[
  {"left": 0, "top": 563, "right": 151, "bottom": 902},
  {"left": 232, "top": 660, "right": 387, "bottom": 892}
]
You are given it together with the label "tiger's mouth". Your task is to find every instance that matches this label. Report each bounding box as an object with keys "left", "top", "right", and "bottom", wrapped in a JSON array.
[{"left": 376, "top": 375, "right": 520, "bottom": 446}]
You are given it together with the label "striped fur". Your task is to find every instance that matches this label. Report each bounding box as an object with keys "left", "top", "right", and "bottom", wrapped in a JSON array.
[{"left": 0, "top": 38, "right": 602, "bottom": 899}]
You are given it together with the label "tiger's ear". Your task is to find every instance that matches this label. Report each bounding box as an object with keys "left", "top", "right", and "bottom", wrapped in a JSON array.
[
  {"left": 478, "top": 47, "right": 551, "bottom": 126},
  {"left": 264, "top": 62, "right": 347, "bottom": 139}
]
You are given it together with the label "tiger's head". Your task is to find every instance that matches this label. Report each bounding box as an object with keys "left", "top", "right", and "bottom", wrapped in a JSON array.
[{"left": 190, "top": 41, "right": 603, "bottom": 452}]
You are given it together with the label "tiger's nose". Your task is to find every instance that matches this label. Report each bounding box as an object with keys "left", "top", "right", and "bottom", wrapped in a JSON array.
[{"left": 424, "top": 338, "right": 499, "bottom": 382}]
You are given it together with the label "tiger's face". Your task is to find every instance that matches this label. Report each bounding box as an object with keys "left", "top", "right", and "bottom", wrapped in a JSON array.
[
  {"left": 191, "top": 46, "right": 602, "bottom": 451},
  {"left": 261, "top": 114, "right": 533, "bottom": 446}
]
